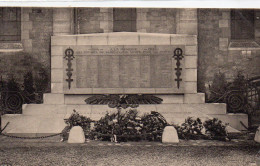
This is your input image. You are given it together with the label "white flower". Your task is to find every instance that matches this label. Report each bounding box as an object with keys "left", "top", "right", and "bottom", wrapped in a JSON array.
[
  {"left": 201, "top": 128, "right": 206, "bottom": 134},
  {"left": 113, "top": 119, "right": 118, "bottom": 123},
  {"left": 135, "top": 117, "right": 141, "bottom": 121},
  {"left": 90, "top": 122, "right": 95, "bottom": 130}
]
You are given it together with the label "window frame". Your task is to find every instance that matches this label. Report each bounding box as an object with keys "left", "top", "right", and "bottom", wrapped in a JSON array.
[
  {"left": 113, "top": 8, "right": 137, "bottom": 32},
  {"left": 0, "top": 7, "right": 21, "bottom": 42}
]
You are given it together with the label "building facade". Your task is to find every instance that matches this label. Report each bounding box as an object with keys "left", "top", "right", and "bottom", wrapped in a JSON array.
[
  {"left": 0, "top": 8, "right": 259, "bottom": 93},
  {"left": 1, "top": 7, "right": 259, "bottom": 134}
]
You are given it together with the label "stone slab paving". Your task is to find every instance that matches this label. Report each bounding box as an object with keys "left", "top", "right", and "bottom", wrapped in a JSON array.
[{"left": 0, "top": 135, "right": 259, "bottom": 147}]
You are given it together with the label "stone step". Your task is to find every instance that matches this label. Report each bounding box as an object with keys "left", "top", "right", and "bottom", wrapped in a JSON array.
[
  {"left": 155, "top": 103, "right": 226, "bottom": 115},
  {"left": 3, "top": 102, "right": 243, "bottom": 134},
  {"left": 1, "top": 112, "right": 247, "bottom": 134},
  {"left": 43, "top": 93, "right": 64, "bottom": 104},
  {"left": 64, "top": 93, "right": 206, "bottom": 104},
  {"left": 184, "top": 93, "right": 205, "bottom": 104},
  {"left": 1, "top": 114, "right": 66, "bottom": 134},
  {"left": 44, "top": 93, "right": 206, "bottom": 105},
  {"left": 212, "top": 113, "right": 248, "bottom": 131},
  {"left": 22, "top": 103, "right": 226, "bottom": 117},
  {"left": 22, "top": 104, "right": 67, "bottom": 116}
]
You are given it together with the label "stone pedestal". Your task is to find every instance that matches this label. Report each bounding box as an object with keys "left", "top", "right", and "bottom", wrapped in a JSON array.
[
  {"left": 68, "top": 126, "right": 85, "bottom": 143},
  {"left": 162, "top": 126, "right": 179, "bottom": 143}
]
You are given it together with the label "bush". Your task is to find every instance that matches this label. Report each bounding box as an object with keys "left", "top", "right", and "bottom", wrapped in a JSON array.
[
  {"left": 208, "top": 71, "right": 251, "bottom": 114},
  {"left": 62, "top": 110, "right": 230, "bottom": 142},
  {"left": 175, "top": 117, "right": 204, "bottom": 140},
  {"left": 91, "top": 110, "right": 167, "bottom": 142},
  {"left": 208, "top": 72, "right": 228, "bottom": 103},
  {"left": 6, "top": 77, "right": 20, "bottom": 92},
  {"left": 203, "top": 118, "right": 228, "bottom": 140},
  {"left": 63, "top": 109, "right": 93, "bottom": 139},
  {"left": 140, "top": 111, "right": 168, "bottom": 141},
  {"left": 91, "top": 109, "right": 142, "bottom": 142},
  {"left": 23, "top": 72, "right": 36, "bottom": 103}
]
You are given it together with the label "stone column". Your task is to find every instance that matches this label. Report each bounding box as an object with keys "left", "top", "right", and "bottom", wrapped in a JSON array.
[
  {"left": 21, "top": 8, "right": 33, "bottom": 53},
  {"left": 176, "top": 9, "right": 205, "bottom": 103},
  {"left": 219, "top": 9, "right": 230, "bottom": 52},
  {"left": 45, "top": 8, "right": 74, "bottom": 104}
]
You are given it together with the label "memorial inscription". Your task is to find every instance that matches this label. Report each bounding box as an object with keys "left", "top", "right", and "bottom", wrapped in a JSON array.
[
  {"left": 74, "top": 46, "right": 173, "bottom": 56},
  {"left": 64, "top": 45, "right": 185, "bottom": 94}
]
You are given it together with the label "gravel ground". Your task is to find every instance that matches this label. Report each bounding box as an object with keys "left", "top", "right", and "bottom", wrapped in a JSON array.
[{"left": 0, "top": 140, "right": 260, "bottom": 166}]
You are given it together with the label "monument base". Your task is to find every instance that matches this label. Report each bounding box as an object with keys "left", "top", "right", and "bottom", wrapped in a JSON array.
[{"left": 1, "top": 93, "right": 248, "bottom": 135}]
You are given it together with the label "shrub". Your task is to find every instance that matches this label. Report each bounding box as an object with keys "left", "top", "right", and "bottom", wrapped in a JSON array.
[
  {"left": 175, "top": 117, "right": 204, "bottom": 140},
  {"left": 63, "top": 109, "right": 93, "bottom": 137},
  {"left": 91, "top": 110, "right": 168, "bottom": 142},
  {"left": 91, "top": 109, "right": 142, "bottom": 142},
  {"left": 231, "top": 71, "right": 247, "bottom": 91},
  {"left": 6, "top": 77, "right": 20, "bottom": 92},
  {"left": 203, "top": 118, "right": 228, "bottom": 140},
  {"left": 34, "top": 69, "right": 49, "bottom": 93},
  {"left": 23, "top": 72, "right": 36, "bottom": 103},
  {"left": 208, "top": 71, "right": 251, "bottom": 114},
  {"left": 140, "top": 111, "right": 168, "bottom": 141},
  {"left": 208, "top": 72, "right": 228, "bottom": 103}
]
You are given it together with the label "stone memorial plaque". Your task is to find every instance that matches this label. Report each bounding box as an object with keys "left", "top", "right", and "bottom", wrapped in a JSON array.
[{"left": 64, "top": 45, "right": 185, "bottom": 94}]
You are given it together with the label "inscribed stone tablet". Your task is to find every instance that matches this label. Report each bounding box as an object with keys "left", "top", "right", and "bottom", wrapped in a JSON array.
[{"left": 66, "top": 45, "right": 184, "bottom": 92}]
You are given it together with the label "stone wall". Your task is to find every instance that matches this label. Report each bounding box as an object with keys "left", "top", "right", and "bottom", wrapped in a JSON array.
[
  {"left": 23, "top": 8, "right": 53, "bottom": 92},
  {"left": 76, "top": 8, "right": 113, "bottom": 33},
  {"left": 198, "top": 9, "right": 260, "bottom": 97},
  {"left": 0, "top": 7, "right": 53, "bottom": 92},
  {"left": 2, "top": 7, "right": 259, "bottom": 97},
  {"left": 53, "top": 8, "right": 74, "bottom": 36},
  {"left": 136, "top": 8, "right": 197, "bottom": 35},
  {"left": 76, "top": 8, "right": 198, "bottom": 35},
  {"left": 136, "top": 8, "right": 177, "bottom": 33}
]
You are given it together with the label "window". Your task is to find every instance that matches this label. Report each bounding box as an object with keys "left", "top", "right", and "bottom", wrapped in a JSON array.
[
  {"left": 0, "top": 7, "right": 21, "bottom": 41},
  {"left": 231, "top": 10, "right": 255, "bottom": 40},
  {"left": 113, "top": 8, "right": 136, "bottom": 32}
]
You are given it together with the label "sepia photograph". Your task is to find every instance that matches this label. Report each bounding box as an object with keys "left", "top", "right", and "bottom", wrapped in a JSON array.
[{"left": 0, "top": 1, "right": 259, "bottom": 165}]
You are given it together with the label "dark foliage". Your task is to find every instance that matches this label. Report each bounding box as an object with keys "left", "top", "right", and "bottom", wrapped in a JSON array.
[
  {"left": 64, "top": 109, "right": 93, "bottom": 134},
  {"left": 91, "top": 109, "right": 142, "bottom": 142},
  {"left": 62, "top": 111, "right": 231, "bottom": 142},
  {"left": 231, "top": 72, "right": 247, "bottom": 90},
  {"left": 23, "top": 72, "right": 35, "bottom": 103},
  {"left": 34, "top": 69, "right": 49, "bottom": 93},
  {"left": 89, "top": 110, "right": 167, "bottom": 142},
  {"left": 6, "top": 77, "right": 20, "bottom": 92},
  {"left": 208, "top": 71, "right": 259, "bottom": 116},
  {"left": 62, "top": 110, "right": 93, "bottom": 141},
  {"left": 175, "top": 117, "right": 204, "bottom": 140},
  {"left": 140, "top": 111, "right": 168, "bottom": 141},
  {"left": 203, "top": 118, "right": 228, "bottom": 141},
  {"left": 208, "top": 72, "right": 228, "bottom": 103}
]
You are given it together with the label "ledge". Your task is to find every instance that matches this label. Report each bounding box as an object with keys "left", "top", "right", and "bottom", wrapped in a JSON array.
[
  {"left": 0, "top": 42, "right": 23, "bottom": 52},
  {"left": 228, "top": 40, "right": 260, "bottom": 50}
]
